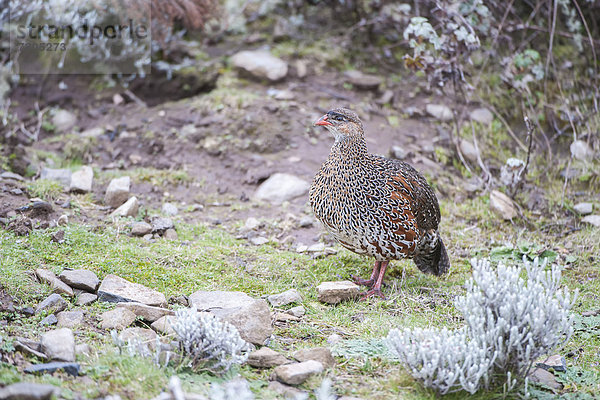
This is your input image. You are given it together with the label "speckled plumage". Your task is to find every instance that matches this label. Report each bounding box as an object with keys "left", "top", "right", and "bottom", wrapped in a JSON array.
[{"left": 310, "top": 108, "right": 449, "bottom": 296}]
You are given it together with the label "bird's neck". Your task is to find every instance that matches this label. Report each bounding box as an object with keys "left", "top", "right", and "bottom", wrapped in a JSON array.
[{"left": 330, "top": 135, "right": 368, "bottom": 160}]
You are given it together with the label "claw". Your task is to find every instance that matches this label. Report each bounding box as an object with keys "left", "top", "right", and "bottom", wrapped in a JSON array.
[
  {"left": 352, "top": 275, "right": 375, "bottom": 288},
  {"left": 359, "top": 289, "right": 386, "bottom": 300}
]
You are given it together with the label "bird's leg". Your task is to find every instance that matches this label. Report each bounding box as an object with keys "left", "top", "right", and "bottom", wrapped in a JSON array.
[
  {"left": 361, "top": 261, "right": 389, "bottom": 299},
  {"left": 352, "top": 261, "right": 380, "bottom": 288}
]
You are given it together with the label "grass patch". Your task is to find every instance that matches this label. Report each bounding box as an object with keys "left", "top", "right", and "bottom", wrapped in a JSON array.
[
  {"left": 0, "top": 195, "right": 599, "bottom": 398},
  {"left": 26, "top": 179, "right": 64, "bottom": 201}
]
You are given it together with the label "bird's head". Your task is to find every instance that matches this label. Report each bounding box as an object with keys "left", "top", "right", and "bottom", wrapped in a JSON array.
[{"left": 314, "top": 107, "right": 364, "bottom": 141}]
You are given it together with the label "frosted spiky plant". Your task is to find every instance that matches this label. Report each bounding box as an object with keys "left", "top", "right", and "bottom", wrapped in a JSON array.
[
  {"left": 209, "top": 379, "right": 254, "bottom": 400},
  {"left": 111, "top": 329, "right": 171, "bottom": 367},
  {"left": 386, "top": 257, "right": 576, "bottom": 395},
  {"left": 459, "top": 258, "right": 576, "bottom": 388},
  {"left": 386, "top": 326, "right": 493, "bottom": 394},
  {"left": 314, "top": 378, "right": 336, "bottom": 400},
  {"left": 172, "top": 307, "right": 250, "bottom": 373}
]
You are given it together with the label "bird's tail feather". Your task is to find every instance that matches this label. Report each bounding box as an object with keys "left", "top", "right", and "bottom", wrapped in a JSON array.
[{"left": 414, "top": 236, "right": 450, "bottom": 276}]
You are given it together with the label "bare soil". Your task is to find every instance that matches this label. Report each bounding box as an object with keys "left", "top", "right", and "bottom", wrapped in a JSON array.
[{"left": 4, "top": 58, "right": 448, "bottom": 249}]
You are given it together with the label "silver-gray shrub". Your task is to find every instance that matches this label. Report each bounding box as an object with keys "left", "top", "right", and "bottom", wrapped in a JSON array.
[
  {"left": 386, "top": 257, "right": 576, "bottom": 395},
  {"left": 172, "top": 307, "right": 250, "bottom": 374},
  {"left": 386, "top": 326, "right": 493, "bottom": 394}
]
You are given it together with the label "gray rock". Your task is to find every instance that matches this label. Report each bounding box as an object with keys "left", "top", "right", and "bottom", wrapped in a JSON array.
[
  {"left": 298, "top": 216, "right": 313, "bottom": 228},
  {"left": 247, "top": 347, "right": 289, "bottom": 368},
  {"left": 574, "top": 202, "right": 593, "bottom": 215},
  {"left": 59, "top": 269, "right": 99, "bottom": 292},
  {"left": 40, "top": 168, "right": 71, "bottom": 187},
  {"left": 582, "top": 215, "right": 600, "bottom": 227},
  {"left": 253, "top": 173, "right": 310, "bottom": 205},
  {"left": 120, "top": 327, "right": 158, "bottom": 349},
  {"left": 0, "top": 382, "right": 59, "bottom": 399},
  {"left": 56, "top": 310, "right": 84, "bottom": 328},
  {"left": 273, "top": 360, "right": 324, "bottom": 385},
  {"left": 390, "top": 145, "right": 408, "bottom": 160},
  {"left": 40, "top": 314, "right": 58, "bottom": 326},
  {"left": 104, "top": 176, "right": 131, "bottom": 208},
  {"left": 14, "top": 338, "right": 45, "bottom": 359},
  {"left": 36, "top": 269, "right": 74, "bottom": 297},
  {"left": 425, "top": 104, "right": 453, "bottom": 121},
  {"left": 214, "top": 300, "right": 273, "bottom": 346},
  {"left": 40, "top": 328, "right": 75, "bottom": 362},
  {"left": 376, "top": 90, "right": 394, "bottom": 105},
  {"left": 151, "top": 315, "right": 177, "bottom": 335},
  {"left": 459, "top": 139, "right": 479, "bottom": 163},
  {"left": 489, "top": 190, "right": 517, "bottom": 220},
  {"left": 97, "top": 274, "right": 166, "bottom": 306},
  {"left": 116, "top": 302, "right": 174, "bottom": 322},
  {"left": 293, "top": 347, "right": 335, "bottom": 368},
  {"left": 164, "top": 228, "right": 178, "bottom": 240},
  {"left": 111, "top": 196, "right": 139, "bottom": 218},
  {"left": 231, "top": 50, "right": 288, "bottom": 81},
  {"left": 0, "top": 171, "right": 25, "bottom": 181},
  {"left": 270, "top": 88, "right": 295, "bottom": 100},
  {"left": 35, "top": 293, "right": 68, "bottom": 315},
  {"left": 69, "top": 166, "right": 93, "bottom": 193},
  {"left": 24, "top": 361, "right": 80, "bottom": 377},
  {"left": 295, "top": 60, "right": 308, "bottom": 79},
  {"left": 287, "top": 306, "right": 305, "bottom": 318},
  {"left": 469, "top": 108, "right": 493, "bottom": 125},
  {"left": 75, "top": 293, "right": 97, "bottom": 306},
  {"left": 536, "top": 355, "right": 567, "bottom": 372},
  {"left": 189, "top": 290, "right": 272, "bottom": 345},
  {"left": 161, "top": 202, "right": 178, "bottom": 216},
  {"left": 273, "top": 312, "right": 300, "bottom": 322},
  {"left": 80, "top": 127, "right": 105, "bottom": 138},
  {"left": 250, "top": 236, "right": 269, "bottom": 246},
  {"left": 267, "top": 381, "right": 307, "bottom": 399},
  {"left": 52, "top": 110, "right": 77, "bottom": 133},
  {"left": 131, "top": 222, "right": 152, "bottom": 236},
  {"left": 244, "top": 217, "right": 260, "bottom": 231},
  {"left": 151, "top": 217, "right": 174, "bottom": 233},
  {"left": 75, "top": 343, "right": 91, "bottom": 356},
  {"left": 307, "top": 243, "right": 325, "bottom": 252},
  {"left": 404, "top": 106, "right": 424, "bottom": 117},
  {"left": 343, "top": 70, "right": 383, "bottom": 90},
  {"left": 528, "top": 367, "right": 563, "bottom": 390},
  {"left": 100, "top": 308, "right": 136, "bottom": 330},
  {"left": 317, "top": 281, "right": 359, "bottom": 304},
  {"left": 570, "top": 140, "right": 595, "bottom": 161},
  {"left": 327, "top": 333, "right": 342, "bottom": 346},
  {"left": 189, "top": 290, "right": 255, "bottom": 310},
  {"left": 268, "top": 289, "right": 302, "bottom": 307}
]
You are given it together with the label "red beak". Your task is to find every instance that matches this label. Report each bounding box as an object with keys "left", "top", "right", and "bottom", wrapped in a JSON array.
[{"left": 314, "top": 114, "right": 333, "bottom": 126}]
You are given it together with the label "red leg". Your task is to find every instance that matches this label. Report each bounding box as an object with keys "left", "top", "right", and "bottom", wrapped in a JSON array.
[
  {"left": 361, "top": 261, "right": 389, "bottom": 299},
  {"left": 353, "top": 261, "right": 380, "bottom": 288}
]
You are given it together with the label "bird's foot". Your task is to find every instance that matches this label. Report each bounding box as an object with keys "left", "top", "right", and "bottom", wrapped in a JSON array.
[
  {"left": 359, "top": 289, "right": 386, "bottom": 300},
  {"left": 352, "top": 275, "right": 375, "bottom": 287}
]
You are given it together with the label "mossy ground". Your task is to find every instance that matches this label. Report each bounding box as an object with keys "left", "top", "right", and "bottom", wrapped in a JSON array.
[{"left": 1, "top": 192, "right": 598, "bottom": 399}]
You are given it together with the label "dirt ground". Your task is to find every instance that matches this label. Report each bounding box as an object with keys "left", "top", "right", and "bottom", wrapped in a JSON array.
[{"left": 2, "top": 57, "right": 451, "bottom": 249}]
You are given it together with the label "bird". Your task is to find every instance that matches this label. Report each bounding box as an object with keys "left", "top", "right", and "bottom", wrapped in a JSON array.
[{"left": 309, "top": 107, "right": 449, "bottom": 298}]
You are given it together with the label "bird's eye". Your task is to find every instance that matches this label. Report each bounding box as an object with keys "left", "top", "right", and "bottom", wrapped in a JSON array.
[{"left": 334, "top": 115, "right": 344, "bottom": 121}]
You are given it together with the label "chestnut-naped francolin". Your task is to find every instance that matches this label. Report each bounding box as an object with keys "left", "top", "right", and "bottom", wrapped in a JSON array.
[{"left": 310, "top": 107, "right": 449, "bottom": 298}]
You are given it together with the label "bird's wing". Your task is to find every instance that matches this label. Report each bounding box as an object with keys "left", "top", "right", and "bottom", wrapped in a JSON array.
[{"left": 383, "top": 158, "right": 441, "bottom": 231}]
